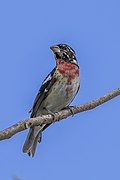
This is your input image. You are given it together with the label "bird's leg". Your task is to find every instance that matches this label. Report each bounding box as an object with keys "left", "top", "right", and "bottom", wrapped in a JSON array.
[
  {"left": 62, "top": 106, "right": 74, "bottom": 116},
  {"left": 43, "top": 107, "right": 56, "bottom": 120}
]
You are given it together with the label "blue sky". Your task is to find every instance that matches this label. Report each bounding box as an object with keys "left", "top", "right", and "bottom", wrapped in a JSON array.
[{"left": 0, "top": 0, "right": 120, "bottom": 179}]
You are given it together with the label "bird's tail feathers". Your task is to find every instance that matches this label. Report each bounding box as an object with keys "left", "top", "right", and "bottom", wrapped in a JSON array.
[{"left": 22, "top": 125, "right": 45, "bottom": 157}]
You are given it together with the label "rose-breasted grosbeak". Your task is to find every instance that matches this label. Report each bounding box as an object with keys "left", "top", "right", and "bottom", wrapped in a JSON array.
[{"left": 23, "top": 44, "right": 80, "bottom": 157}]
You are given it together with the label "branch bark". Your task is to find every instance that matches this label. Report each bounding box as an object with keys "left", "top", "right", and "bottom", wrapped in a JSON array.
[{"left": 0, "top": 87, "right": 120, "bottom": 141}]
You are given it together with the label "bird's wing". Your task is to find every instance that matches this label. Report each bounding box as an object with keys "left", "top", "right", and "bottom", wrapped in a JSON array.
[{"left": 30, "top": 67, "right": 56, "bottom": 117}]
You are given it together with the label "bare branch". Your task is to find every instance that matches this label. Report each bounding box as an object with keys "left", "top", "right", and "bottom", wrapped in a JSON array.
[{"left": 0, "top": 87, "right": 120, "bottom": 141}]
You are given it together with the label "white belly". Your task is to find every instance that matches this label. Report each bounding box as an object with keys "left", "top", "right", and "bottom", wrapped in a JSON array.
[{"left": 40, "top": 73, "right": 80, "bottom": 114}]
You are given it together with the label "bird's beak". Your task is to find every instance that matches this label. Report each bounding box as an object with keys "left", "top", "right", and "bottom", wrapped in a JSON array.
[{"left": 50, "top": 45, "right": 60, "bottom": 53}]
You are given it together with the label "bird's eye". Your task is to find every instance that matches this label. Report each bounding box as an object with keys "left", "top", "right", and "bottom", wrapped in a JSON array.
[{"left": 55, "top": 53, "right": 61, "bottom": 59}]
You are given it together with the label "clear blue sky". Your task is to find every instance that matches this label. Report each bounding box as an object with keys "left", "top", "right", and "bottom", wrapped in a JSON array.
[{"left": 0, "top": 0, "right": 120, "bottom": 179}]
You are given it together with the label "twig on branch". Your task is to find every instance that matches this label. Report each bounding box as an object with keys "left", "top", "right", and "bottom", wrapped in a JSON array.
[{"left": 0, "top": 87, "right": 120, "bottom": 141}]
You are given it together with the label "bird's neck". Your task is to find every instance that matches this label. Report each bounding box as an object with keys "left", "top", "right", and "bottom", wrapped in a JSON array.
[{"left": 56, "top": 59, "right": 79, "bottom": 76}]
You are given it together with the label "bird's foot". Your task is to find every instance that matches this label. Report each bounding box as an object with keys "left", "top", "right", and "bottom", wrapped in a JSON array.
[{"left": 62, "top": 106, "right": 74, "bottom": 117}]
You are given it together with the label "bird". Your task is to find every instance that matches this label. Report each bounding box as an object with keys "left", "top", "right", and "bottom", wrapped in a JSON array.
[{"left": 22, "top": 44, "right": 80, "bottom": 157}]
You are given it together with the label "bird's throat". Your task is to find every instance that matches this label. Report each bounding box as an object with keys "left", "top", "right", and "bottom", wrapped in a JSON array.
[{"left": 57, "top": 59, "right": 79, "bottom": 84}]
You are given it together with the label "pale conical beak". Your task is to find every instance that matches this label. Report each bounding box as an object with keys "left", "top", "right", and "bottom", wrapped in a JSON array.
[{"left": 50, "top": 45, "right": 60, "bottom": 53}]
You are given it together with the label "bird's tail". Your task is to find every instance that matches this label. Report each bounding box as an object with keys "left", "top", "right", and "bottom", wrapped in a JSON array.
[{"left": 22, "top": 125, "right": 45, "bottom": 157}]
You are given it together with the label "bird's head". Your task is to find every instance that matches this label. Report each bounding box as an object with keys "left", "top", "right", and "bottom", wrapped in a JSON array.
[{"left": 50, "top": 44, "right": 78, "bottom": 66}]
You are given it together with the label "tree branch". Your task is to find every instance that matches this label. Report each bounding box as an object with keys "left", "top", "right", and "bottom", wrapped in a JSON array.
[{"left": 0, "top": 87, "right": 120, "bottom": 141}]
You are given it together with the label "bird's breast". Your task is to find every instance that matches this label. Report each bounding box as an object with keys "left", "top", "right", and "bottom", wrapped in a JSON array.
[
  {"left": 57, "top": 59, "right": 79, "bottom": 85},
  {"left": 40, "top": 61, "right": 80, "bottom": 114}
]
